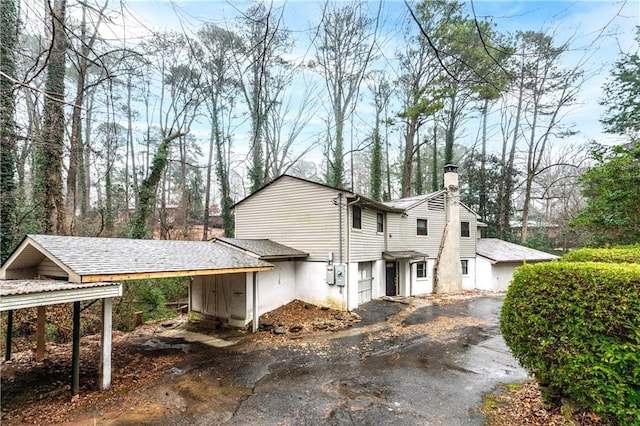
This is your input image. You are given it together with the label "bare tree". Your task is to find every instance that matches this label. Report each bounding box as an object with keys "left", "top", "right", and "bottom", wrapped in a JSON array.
[
  {"left": 232, "top": 3, "right": 291, "bottom": 193},
  {"left": 263, "top": 81, "right": 320, "bottom": 179},
  {"left": 65, "top": 0, "right": 109, "bottom": 234},
  {"left": 312, "top": 0, "right": 380, "bottom": 189},
  {"left": 33, "top": 0, "right": 67, "bottom": 235},
  {"left": 514, "top": 31, "right": 582, "bottom": 243}
]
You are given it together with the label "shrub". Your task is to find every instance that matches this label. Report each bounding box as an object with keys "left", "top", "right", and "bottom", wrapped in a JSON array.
[
  {"left": 114, "top": 277, "right": 190, "bottom": 330},
  {"left": 501, "top": 261, "right": 640, "bottom": 424},
  {"left": 562, "top": 244, "right": 640, "bottom": 264}
]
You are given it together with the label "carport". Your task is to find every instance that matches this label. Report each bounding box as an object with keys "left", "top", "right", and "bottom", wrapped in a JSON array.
[
  {"left": 0, "top": 279, "right": 122, "bottom": 395},
  {"left": 0, "top": 234, "right": 273, "bottom": 395}
]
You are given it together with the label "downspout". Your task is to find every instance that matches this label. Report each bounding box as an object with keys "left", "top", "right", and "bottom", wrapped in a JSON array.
[
  {"left": 338, "top": 193, "right": 343, "bottom": 264},
  {"left": 336, "top": 192, "right": 346, "bottom": 310},
  {"left": 345, "top": 197, "right": 361, "bottom": 311}
]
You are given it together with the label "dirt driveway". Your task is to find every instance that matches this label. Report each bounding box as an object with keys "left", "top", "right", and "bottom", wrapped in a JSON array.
[{"left": 2, "top": 294, "right": 528, "bottom": 425}]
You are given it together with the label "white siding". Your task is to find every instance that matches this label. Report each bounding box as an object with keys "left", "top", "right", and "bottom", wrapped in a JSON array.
[
  {"left": 37, "top": 258, "right": 68, "bottom": 279},
  {"left": 349, "top": 207, "right": 386, "bottom": 262},
  {"left": 235, "top": 177, "right": 345, "bottom": 261},
  {"left": 460, "top": 208, "right": 478, "bottom": 258},
  {"left": 387, "top": 202, "right": 446, "bottom": 257}
]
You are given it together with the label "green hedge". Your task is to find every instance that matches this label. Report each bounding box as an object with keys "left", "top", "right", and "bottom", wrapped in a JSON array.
[
  {"left": 561, "top": 244, "right": 640, "bottom": 264},
  {"left": 501, "top": 261, "right": 640, "bottom": 424}
]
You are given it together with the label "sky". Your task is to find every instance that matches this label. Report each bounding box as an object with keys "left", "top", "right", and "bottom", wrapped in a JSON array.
[
  {"left": 21, "top": 0, "right": 637, "bottom": 183},
  {"left": 110, "top": 0, "right": 638, "bottom": 145}
]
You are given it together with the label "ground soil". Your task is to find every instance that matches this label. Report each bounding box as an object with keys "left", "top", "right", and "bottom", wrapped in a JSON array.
[{"left": 1, "top": 295, "right": 601, "bottom": 425}]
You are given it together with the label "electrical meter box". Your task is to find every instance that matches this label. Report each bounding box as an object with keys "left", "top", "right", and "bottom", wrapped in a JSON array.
[
  {"left": 326, "top": 264, "right": 335, "bottom": 285},
  {"left": 334, "top": 264, "right": 346, "bottom": 287}
]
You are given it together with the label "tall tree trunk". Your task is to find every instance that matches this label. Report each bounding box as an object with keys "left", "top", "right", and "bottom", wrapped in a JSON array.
[
  {"left": 0, "top": 0, "right": 18, "bottom": 261},
  {"left": 520, "top": 101, "right": 539, "bottom": 244},
  {"left": 180, "top": 136, "right": 189, "bottom": 239},
  {"left": 17, "top": 89, "right": 39, "bottom": 201},
  {"left": 370, "top": 113, "right": 382, "bottom": 201},
  {"left": 431, "top": 124, "right": 438, "bottom": 192},
  {"left": 80, "top": 96, "right": 93, "bottom": 216},
  {"left": 66, "top": 2, "right": 107, "bottom": 234},
  {"left": 34, "top": 0, "right": 67, "bottom": 235},
  {"left": 479, "top": 98, "right": 488, "bottom": 220},
  {"left": 249, "top": 60, "right": 264, "bottom": 193},
  {"left": 129, "top": 132, "right": 183, "bottom": 239},
  {"left": 414, "top": 139, "right": 423, "bottom": 195},
  {"left": 498, "top": 57, "right": 524, "bottom": 240},
  {"left": 202, "top": 113, "right": 217, "bottom": 241},
  {"left": 126, "top": 76, "right": 139, "bottom": 215},
  {"left": 401, "top": 116, "right": 417, "bottom": 197},
  {"left": 444, "top": 94, "right": 456, "bottom": 165},
  {"left": 384, "top": 107, "right": 391, "bottom": 200}
]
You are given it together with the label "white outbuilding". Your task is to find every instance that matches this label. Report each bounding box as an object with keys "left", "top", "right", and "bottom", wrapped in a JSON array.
[{"left": 475, "top": 238, "right": 559, "bottom": 292}]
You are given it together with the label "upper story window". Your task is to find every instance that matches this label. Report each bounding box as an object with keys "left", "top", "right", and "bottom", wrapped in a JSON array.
[
  {"left": 417, "top": 218, "right": 428, "bottom": 236},
  {"left": 461, "top": 221, "right": 470, "bottom": 237},
  {"left": 416, "top": 261, "right": 427, "bottom": 278},
  {"left": 377, "top": 212, "right": 384, "bottom": 233},
  {"left": 352, "top": 206, "right": 362, "bottom": 229}
]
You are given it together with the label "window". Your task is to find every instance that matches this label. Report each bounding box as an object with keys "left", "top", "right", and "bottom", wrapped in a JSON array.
[
  {"left": 352, "top": 206, "right": 361, "bottom": 229},
  {"left": 377, "top": 212, "right": 384, "bottom": 233},
  {"left": 417, "top": 218, "right": 428, "bottom": 236},
  {"left": 461, "top": 260, "right": 469, "bottom": 275},
  {"left": 416, "top": 262, "right": 427, "bottom": 278},
  {"left": 461, "top": 221, "right": 470, "bottom": 237}
]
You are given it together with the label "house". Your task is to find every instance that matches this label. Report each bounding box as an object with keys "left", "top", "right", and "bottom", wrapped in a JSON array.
[{"left": 232, "top": 165, "right": 504, "bottom": 311}]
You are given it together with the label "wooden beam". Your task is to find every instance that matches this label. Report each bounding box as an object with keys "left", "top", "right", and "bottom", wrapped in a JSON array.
[
  {"left": 80, "top": 266, "right": 273, "bottom": 283},
  {"left": 5, "top": 310, "right": 13, "bottom": 361},
  {"left": 98, "top": 297, "right": 112, "bottom": 390},
  {"left": 36, "top": 306, "right": 45, "bottom": 361},
  {"left": 71, "top": 301, "right": 80, "bottom": 396}
]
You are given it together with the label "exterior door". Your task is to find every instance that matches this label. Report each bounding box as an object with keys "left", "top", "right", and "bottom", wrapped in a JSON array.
[
  {"left": 385, "top": 261, "right": 397, "bottom": 296},
  {"left": 358, "top": 262, "right": 373, "bottom": 305}
]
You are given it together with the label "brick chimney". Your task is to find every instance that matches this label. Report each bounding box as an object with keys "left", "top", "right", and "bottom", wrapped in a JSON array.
[{"left": 434, "top": 164, "right": 462, "bottom": 293}]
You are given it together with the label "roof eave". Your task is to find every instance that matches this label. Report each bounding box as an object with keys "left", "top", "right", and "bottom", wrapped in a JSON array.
[{"left": 80, "top": 265, "right": 274, "bottom": 283}]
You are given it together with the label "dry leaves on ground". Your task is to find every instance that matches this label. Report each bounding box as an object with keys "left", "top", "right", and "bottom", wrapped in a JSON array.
[{"left": 482, "top": 381, "right": 602, "bottom": 426}]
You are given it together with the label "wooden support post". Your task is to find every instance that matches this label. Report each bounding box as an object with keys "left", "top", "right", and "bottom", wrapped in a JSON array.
[
  {"left": 5, "top": 310, "right": 13, "bottom": 361},
  {"left": 99, "top": 298, "right": 113, "bottom": 390},
  {"left": 36, "top": 306, "right": 46, "bottom": 361},
  {"left": 252, "top": 271, "right": 258, "bottom": 333},
  {"left": 71, "top": 301, "right": 80, "bottom": 396}
]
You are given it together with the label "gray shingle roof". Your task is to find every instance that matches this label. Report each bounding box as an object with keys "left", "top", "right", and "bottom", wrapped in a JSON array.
[
  {"left": 216, "top": 238, "right": 308, "bottom": 260},
  {"left": 26, "top": 234, "right": 272, "bottom": 276},
  {"left": 476, "top": 238, "right": 559, "bottom": 264}
]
